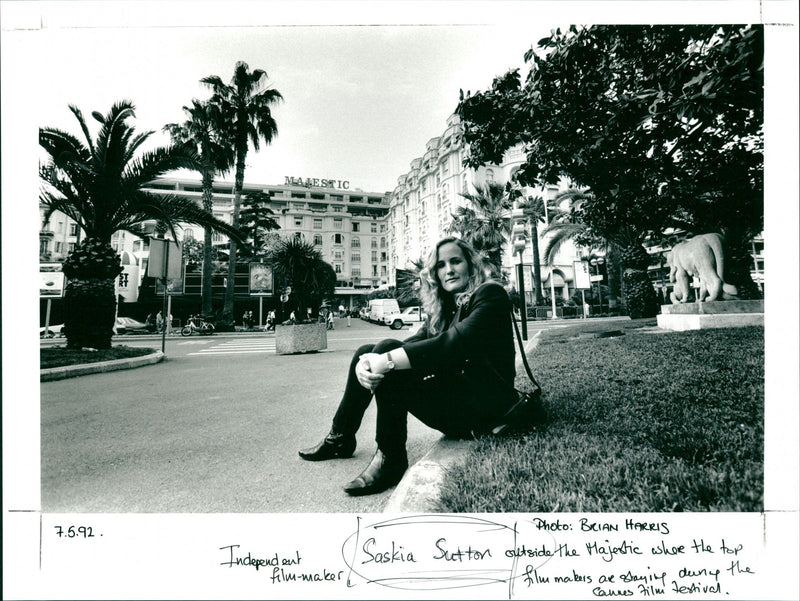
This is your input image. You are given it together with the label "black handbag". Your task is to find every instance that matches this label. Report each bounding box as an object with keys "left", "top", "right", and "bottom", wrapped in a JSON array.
[{"left": 486, "top": 310, "right": 546, "bottom": 436}]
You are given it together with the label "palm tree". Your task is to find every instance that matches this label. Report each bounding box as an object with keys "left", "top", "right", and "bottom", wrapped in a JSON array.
[
  {"left": 164, "top": 99, "right": 234, "bottom": 317},
  {"left": 509, "top": 190, "right": 548, "bottom": 305},
  {"left": 449, "top": 181, "right": 511, "bottom": 277},
  {"left": 541, "top": 188, "right": 622, "bottom": 308},
  {"left": 269, "top": 236, "right": 336, "bottom": 321},
  {"left": 39, "top": 101, "right": 245, "bottom": 349},
  {"left": 202, "top": 61, "right": 283, "bottom": 326}
]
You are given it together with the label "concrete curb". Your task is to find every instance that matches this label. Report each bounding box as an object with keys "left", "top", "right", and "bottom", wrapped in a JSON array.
[
  {"left": 40, "top": 351, "right": 165, "bottom": 382},
  {"left": 385, "top": 331, "right": 543, "bottom": 512}
]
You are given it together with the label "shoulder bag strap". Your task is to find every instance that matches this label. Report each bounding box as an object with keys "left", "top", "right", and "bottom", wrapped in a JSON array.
[{"left": 510, "top": 309, "right": 542, "bottom": 392}]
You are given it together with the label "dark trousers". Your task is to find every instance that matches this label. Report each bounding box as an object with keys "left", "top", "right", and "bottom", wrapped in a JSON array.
[{"left": 331, "top": 339, "right": 489, "bottom": 457}]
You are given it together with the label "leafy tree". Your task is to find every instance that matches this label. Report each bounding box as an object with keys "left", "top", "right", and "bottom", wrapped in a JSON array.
[
  {"left": 202, "top": 61, "right": 284, "bottom": 325},
  {"left": 269, "top": 236, "right": 336, "bottom": 321},
  {"left": 449, "top": 181, "right": 511, "bottom": 277},
  {"left": 165, "top": 99, "right": 234, "bottom": 316},
  {"left": 39, "top": 101, "right": 244, "bottom": 349},
  {"left": 458, "top": 25, "right": 763, "bottom": 316},
  {"left": 239, "top": 190, "right": 281, "bottom": 259}
]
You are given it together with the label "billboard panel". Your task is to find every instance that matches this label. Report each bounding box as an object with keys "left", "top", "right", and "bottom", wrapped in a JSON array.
[
  {"left": 249, "top": 263, "right": 274, "bottom": 295},
  {"left": 40, "top": 263, "right": 65, "bottom": 298}
]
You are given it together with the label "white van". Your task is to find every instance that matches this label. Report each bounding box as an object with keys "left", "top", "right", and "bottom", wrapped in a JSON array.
[{"left": 368, "top": 299, "right": 400, "bottom": 324}]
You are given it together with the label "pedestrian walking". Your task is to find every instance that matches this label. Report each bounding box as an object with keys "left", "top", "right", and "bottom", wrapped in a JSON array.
[
  {"left": 326, "top": 310, "right": 335, "bottom": 330},
  {"left": 299, "top": 237, "right": 520, "bottom": 496},
  {"left": 156, "top": 311, "right": 164, "bottom": 333}
]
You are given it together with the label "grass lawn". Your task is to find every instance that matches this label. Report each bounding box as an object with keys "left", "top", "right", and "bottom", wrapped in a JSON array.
[
  {"left": 438, "top": 321, "right": 764, "bottom": 512},
  {"left": 40, "top": 345, "right": 157, "bottom": 369}
]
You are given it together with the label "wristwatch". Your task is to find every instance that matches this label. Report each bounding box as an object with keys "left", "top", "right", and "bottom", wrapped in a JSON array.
[{"left": 385, "top": 351, "right": 396, "bottom": 371}]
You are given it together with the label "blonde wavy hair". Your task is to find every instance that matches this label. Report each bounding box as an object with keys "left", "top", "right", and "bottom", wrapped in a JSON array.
[{"left": 419, "top": 237, "right": 489, "bottom": 334}]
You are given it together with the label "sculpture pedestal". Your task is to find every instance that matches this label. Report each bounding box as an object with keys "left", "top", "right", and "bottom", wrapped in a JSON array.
[
  {"left": 657, "top": 300, "right": 764, "bottom": 331},
  {"left": 275, "top": 323, "right": 328, "bottom": 354}
]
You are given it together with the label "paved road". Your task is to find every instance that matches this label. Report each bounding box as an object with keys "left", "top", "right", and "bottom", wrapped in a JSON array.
[
  {"left": 40, "top": 315, "right": 612, "bottom": 513},
  {"left": 40, "top": 319, "right": 442, "bottom": 513}
]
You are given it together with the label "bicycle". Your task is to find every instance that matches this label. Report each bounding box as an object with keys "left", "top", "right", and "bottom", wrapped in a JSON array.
[{"left": 181, "top": 316, "right": 216, "bottom": 336}]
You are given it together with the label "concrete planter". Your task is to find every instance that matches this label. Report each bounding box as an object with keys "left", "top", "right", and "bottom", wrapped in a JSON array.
[{"left": 275, "top": 322, "right": 328, "bottom": 354}]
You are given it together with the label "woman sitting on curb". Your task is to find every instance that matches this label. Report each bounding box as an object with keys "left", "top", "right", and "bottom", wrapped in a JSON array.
[{"left": 298, "top": 236, "right": 518, "bottom": 496}]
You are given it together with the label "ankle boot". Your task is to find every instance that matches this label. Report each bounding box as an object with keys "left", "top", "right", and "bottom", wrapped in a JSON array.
[
  {"left": 343, "top": 449, "right": 408, "bottom": 496},
  {"left": 298, "top": 431, "right": 356, "bottom": 461}
]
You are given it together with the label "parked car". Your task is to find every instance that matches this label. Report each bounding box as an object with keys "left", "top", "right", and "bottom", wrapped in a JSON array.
[
  {"left": 359, "top": 307, "right": 370, "bottom": 320},
  {"left": 40, "top": 324, "right": 65, "bottom": 338},
  {"left": 383, "top": 306, "right": 427, "bottom": 330},
  {"left": 115, "top": 317, "right": 152, "bottom": 334}
]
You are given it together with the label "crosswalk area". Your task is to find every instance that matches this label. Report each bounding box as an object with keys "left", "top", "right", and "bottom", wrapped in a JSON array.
[{"left": 187, "top": 338, "right": 276, "bottom": 356}]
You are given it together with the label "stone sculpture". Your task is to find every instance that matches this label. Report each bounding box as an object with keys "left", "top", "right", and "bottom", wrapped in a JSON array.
[{"left": 667, "top": 233, "right": 738, "bottom": 303}]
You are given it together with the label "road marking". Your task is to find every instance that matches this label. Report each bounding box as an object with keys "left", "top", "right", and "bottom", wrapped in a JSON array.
[
  {"left": 188, "top": 339, "right": 276, "bottom": 356},
  {"left": 177, "top": 340, "right": 211, "bottom": 345}
]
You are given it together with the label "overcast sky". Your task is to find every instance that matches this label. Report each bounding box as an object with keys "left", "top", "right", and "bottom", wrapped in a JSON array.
[
  {"left": 13, "top": 3, "right": 551, "bottom": 193},
  {"left": 9, "top": 1, "right": 786, "bottom": 194}
]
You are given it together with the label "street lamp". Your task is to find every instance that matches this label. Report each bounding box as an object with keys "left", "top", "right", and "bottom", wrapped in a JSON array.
[{"left": 589, "top": 257, "right": 605, "bottom": 315}]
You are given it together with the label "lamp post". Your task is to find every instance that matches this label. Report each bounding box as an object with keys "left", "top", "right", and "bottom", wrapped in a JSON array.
[{"left": 590, "top": 257, "right": 605, "bottom": 315}]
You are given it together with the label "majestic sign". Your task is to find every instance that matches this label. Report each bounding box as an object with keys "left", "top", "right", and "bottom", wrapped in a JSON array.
[{"left": 285, "top": 176, "right": 350, "bottom": 190}]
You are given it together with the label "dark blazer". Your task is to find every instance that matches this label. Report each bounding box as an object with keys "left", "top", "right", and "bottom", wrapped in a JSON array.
[{"left": 402, "top": 281, "right": 517, "bottom": 412}]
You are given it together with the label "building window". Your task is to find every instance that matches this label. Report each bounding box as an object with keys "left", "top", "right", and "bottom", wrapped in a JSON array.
[
  {"left": 333, "top": 206, "right": 343, "bottom": 212},
  {"left": 380, "top": 237, "right": 386, "bottom": 248},
  {"left": 352, "top": 267, "right": 361, "bottom": 277},
  {"left": 313, "top": 218, "right": 322, "bottom": 229},
  {"left": 351, "top": 253, "right": 361, "bottom": 263},
  {"left": 40, "top": 239, "right": 50, "bottom": 254},
  {"left": 381, "top": 251, "right": 387, "bottom": 261},
  {"left": 371, "top": 251, "right": 377, "bottom": 262},
  {"left": 352, "top": 222, "right": 360, "bottom": 232},
  {"left": 294, "top": 217, "right": 303, "bottom": 228},
  {"left": 372, "top": 265, "right": 378, "bottom": 277},
  {"left": 370, "top": 222, "right": 377, "bottom": 233},
  {"left": 334, "top": 250, "right": 343, "bottom": 260},
  {"left": 334, "top": 218, "right": 342, "bottom": 229},
  {"left": 351, "top": 237, "right": 360, "bottom": 248},
  {"left": 333, "top": 233, "right": 343, "bottom": 245},
  {"left": 68, "top": 242, "right": 76, "bottom": 253},
  {"left": 381, "top": 266, "right": 387, "bottom": 276},
  {"left": 184, "top": 229, "right": 195, "bottom": 240},
  {"left": 371, "top": 238, "right": 377, "bottom": 249},
  {"left": 55, "top": 241, "right": 63, "bottom": 253},
  {"left": 69, "top": 223, "right": 79, "bottom": 236},
  {"left": 313, "top": 234, "right": 322, "bottom": 246},
  {"left": 380, "top": 224, "right": 386, "bottom": 232},
  {"left": 334, "top": 263, "right": 342, "bottom": 274}
]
